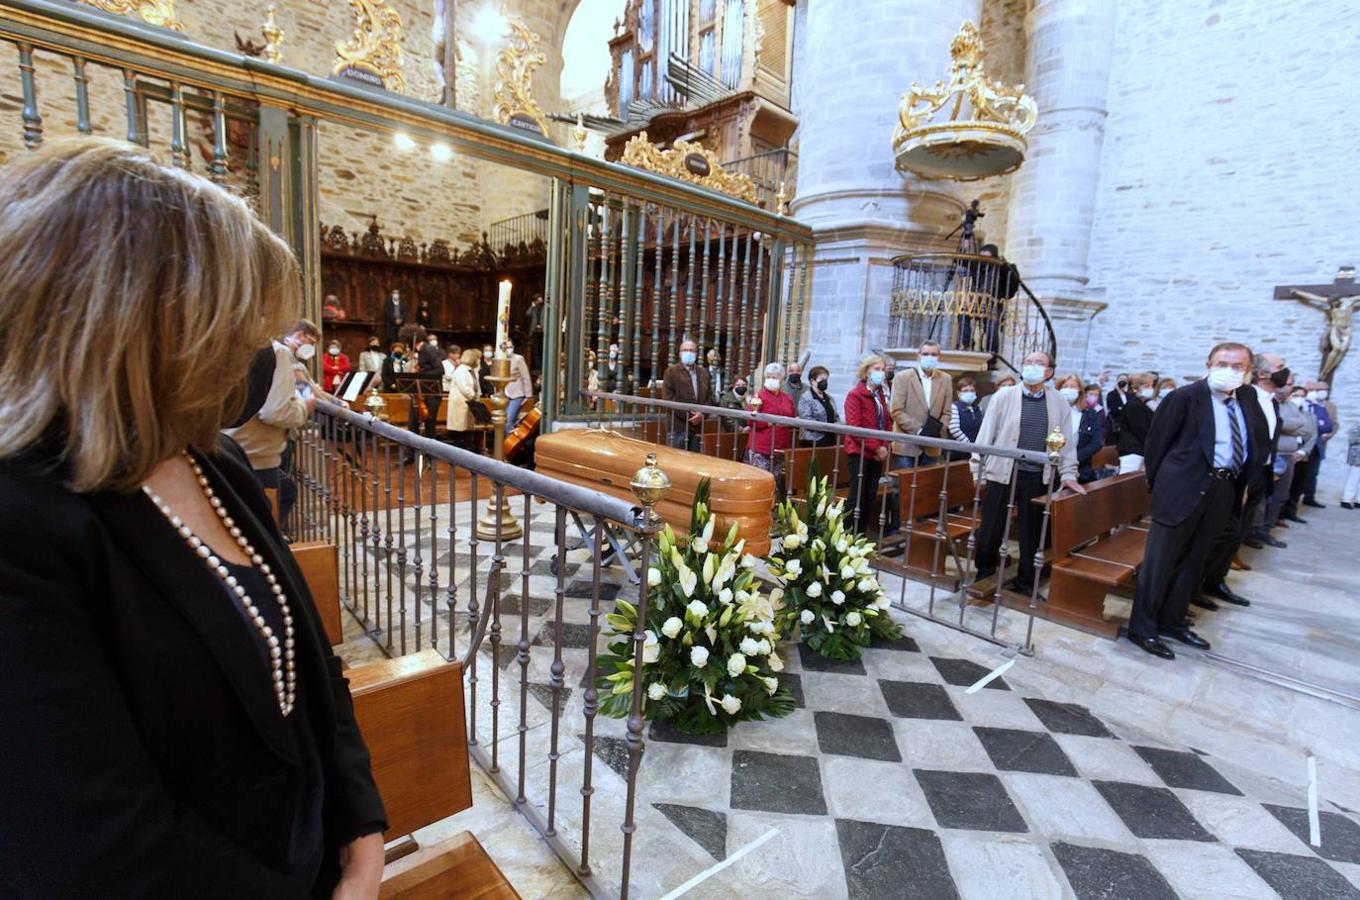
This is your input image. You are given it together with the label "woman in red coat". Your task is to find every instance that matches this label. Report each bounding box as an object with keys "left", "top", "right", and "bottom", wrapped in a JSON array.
[
  {"left": 322, "top": 339, "right": 351, "bottom": 393},
  {"left": 748, "top": 362, "right": 797, "bottom": 493},
  {"left": 843, "top": 354, "right": 892, "bottom": 534}
]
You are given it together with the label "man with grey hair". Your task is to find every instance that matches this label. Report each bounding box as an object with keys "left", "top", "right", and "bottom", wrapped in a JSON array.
[
  {"left": 661, "top": 337, "right": 711, "bottom": 452},
  {"left": 890, "top": 340, "right": 954, "bottom": 468}
]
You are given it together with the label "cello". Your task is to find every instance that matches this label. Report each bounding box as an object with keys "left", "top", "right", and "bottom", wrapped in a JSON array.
[{"left": 504, "top": 404, "right": 541, "bottom": 459}]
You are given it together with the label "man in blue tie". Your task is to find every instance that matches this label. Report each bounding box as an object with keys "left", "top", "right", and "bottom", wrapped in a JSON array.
[{"left": 1126, "top": 343, "right": 1264, "bottom": 660}]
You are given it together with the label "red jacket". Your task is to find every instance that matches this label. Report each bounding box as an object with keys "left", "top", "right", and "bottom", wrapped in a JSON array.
[
  {"left": 323, "top": 351, "right": 351, "bottom": 392},
  {"left": 749, "top": 387, "right": 796, "bottom": 456},
  {"left": 844, "top": 380, "right": 891, "bottom": 457}
]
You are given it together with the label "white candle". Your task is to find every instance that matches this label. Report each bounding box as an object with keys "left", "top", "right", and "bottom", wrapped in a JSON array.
[{"left": 495, "top": 279, "right": 512, "bottom": 358}]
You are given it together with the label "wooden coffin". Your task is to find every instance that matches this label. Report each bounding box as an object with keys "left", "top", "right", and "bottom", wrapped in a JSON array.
[{"left": 534, "top": 430, "right": 774, "bottom": 557}]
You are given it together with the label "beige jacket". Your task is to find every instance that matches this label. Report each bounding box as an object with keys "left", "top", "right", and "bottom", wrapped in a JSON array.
[
  {"left": 972, "top": 384, "right": 1078, "bottom": 485},
  {"left": 504, "top": 353, "right": 533, "bottom": 400},
  {"left": 222, "top": 341, "right": 309, "bottom": 470},
  {"left": 889, "top": 367, "right": 954, "bottom": 458},
  {"left": 445, "top": 364, "right": 481, "bottom": 432}
]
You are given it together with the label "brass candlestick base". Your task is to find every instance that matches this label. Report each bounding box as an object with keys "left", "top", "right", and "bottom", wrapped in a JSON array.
[{"left": 476, "top": 355, "right": 523, "bottom": 540}]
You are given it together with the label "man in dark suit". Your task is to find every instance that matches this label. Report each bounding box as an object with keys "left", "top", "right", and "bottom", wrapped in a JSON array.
[
  {"left": 661, "top": 337, "right": 712, "bottom": 452},
  {"left": 382, "top": 288, "right": 407, "bottom": 346},
  {"left": 1126, "top": 342, "right": 1262, "bottom": 660},
  {"left": 1105, "top": 373, "right": 1130, "bottom": 442}
]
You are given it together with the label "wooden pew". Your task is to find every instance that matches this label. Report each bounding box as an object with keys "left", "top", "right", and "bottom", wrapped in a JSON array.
[
  {"left": 1041, "top": 472, "right": 1150, "bottom": 638},
  {"left": 876, "top": 460, "right": 976, "bottom": 589},
  {"left": 290, "top": 540, "right": 344, "bottom": 646},
  {"left": 777, "top": 443, "right": 851, "bottom": 499},
  {"left": 346, "top": 650, "right": 519, "bottom": 898}
]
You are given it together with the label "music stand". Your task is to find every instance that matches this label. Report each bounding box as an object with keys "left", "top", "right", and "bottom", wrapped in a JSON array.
[{"left": 338, "top": 370, "right": 376, "bottom": 404}]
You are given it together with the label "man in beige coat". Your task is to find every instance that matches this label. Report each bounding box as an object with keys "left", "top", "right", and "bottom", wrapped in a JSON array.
[
  {"left": 890, "top": 341, "right": 954, "bottom": 467},
  {"left": 971, "top": 349, "right": 1084, "bottom": 594}
]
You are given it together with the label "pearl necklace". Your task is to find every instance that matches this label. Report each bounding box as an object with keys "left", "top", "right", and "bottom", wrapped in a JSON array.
[{"left": 142, "top": 453, "right": 297, "bottom": 717}]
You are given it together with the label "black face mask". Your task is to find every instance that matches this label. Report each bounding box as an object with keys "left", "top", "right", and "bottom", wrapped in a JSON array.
[
  {"left": 733, "top": 385, "right": 747, "bottom": 396},
  {"left": 815, "top": 379, "right": 829, "bottom": 392},
  {"left": 368, "top": 344, "right": 380, "bottom": 351},
  {"left": 787, "top": 374, "right": 802, "bottom": 386},
  {"left": 1269, "top": 367, "right": 1291, "bottom": 388},
  {"left": 1117, "top": 381, "right": 1128, "bottom": 390}
]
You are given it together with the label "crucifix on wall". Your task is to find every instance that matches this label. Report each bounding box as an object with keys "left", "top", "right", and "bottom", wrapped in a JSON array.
[{"left": 1274, "top": 266, "right": 1360, "bottom": 382}]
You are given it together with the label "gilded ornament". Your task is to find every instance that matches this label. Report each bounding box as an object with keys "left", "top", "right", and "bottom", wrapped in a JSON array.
[
  {"left": 78, "top": 0, "right": 182, "bottom": 31},
  {"left": 892, "top": 20, "right": 1038, "bottom": 181},
  {"left": 333, "top": 0, "right": 407, "bottom": 93},
  {"left": 492, "top": 20, "right": 551, "bottom": 139},
  {"left": 261, "top": 5, "right": 284, "bottom": 64},
  {"left": 620, "top": 132, "right": 761, "bottom": 206}
]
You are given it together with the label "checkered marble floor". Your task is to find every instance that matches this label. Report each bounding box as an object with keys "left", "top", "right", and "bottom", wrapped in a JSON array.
[{"left": 333, "top": 504, "right": 1360, "bottom": 899}]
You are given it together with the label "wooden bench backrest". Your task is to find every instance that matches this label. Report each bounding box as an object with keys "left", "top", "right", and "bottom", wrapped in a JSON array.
[
  {"left": 779, "top": 444, "right": 850, "bottom": 496},
  {"left": 896, "top": 460, "right": 973, "bottom": 520},
  {"left": 1091, "top": 445, "right": 1119, "bottom": 470},
  {"left": 1050, "top": 472, "right": 1149, "bottom": 557},
  {"left": 348, "top": 650, "right": 473, "bottom": 838},
  {"left": 290, "top": 540, "right": 344, "bottom": 646}
]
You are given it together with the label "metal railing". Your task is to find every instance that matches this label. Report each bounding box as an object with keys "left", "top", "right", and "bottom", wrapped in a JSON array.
[
  {"left": 289, "top": 399, "right": 663, "bottom": 898},
  {"left": 486, "top": 209, "right": 549, "bottom": 257},
  {"left": 888, "top": 251, "right": 1057, "bottom": 372},
  {"left": 582, "top": 389, "right": 1066, "bottom": 653},
  {"left": 723, "top": 147, "right": 797, "bottom": 210}
]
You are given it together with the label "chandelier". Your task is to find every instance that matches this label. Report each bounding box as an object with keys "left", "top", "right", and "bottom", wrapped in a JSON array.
[{"left": 892, "top": 21, "right": 1037, "bottom": 181}]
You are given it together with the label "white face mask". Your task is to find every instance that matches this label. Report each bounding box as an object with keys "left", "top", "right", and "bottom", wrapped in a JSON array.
[
  {"left": 1317, "top": 390, "right": 1329, "bottom": 401},
  {"left": 1206, "top": 366, "right": 1244, "bottom": 392},
  {"left": 1021, "top": 364, "right": 1046, "bottom": 385},
  {"left": 764, "top": 378, "right": 782, "bottom": 392},
  {"left": 958, "top": 391, "right": 977, "bottom": 404},
  {"left": 1138, "top": 387, "right": 1155, "bottom": 400},
  {"left": 428, "top": 339, "right": 437, "bottom": 348},
  {"left": 919, "top": 355, "right": 939, "bottom": 371},
  {"left": 680, "top": 351, "right": 696, "bottom": 366},
  {"left": 867, "top": 370, "right": 886, "bottom": 386},
  {"left": 1305, "top": 391, "right": 1319, "bottom": 403},
  {"left": 327, "top": 346, "right": 340, "bottom": 356},
  {"left": 295, "top": 342, "right": 316, "bottom": 361},
  {"left": 1291, "top": 396, "right": 1307, "bottom": 408},
  {"left": 1059, "top": 387, "right": 1080, "bottom": 403}
]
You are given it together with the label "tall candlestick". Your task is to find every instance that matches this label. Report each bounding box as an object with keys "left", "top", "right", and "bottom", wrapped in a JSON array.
[{"left": 495, "top": 278, "right": 512, "bottom": 358}]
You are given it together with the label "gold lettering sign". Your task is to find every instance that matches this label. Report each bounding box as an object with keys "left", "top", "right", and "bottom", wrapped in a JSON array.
[{"left": 334, "top": 0, "right": 407, "bottom": 93}]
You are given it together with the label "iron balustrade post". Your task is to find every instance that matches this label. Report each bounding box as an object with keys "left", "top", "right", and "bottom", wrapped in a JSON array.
[
  {"left": 466, "top": 471, "right": 481, "bottom": 746},
  {"left": 515, "top": 490, "right": 532, "bottom": 806},
  {"left": 547, "top": 504, "right": 568, "bottom": 838}
]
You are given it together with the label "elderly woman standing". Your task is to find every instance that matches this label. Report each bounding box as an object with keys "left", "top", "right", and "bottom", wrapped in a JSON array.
[
  {"left": 797, "top": 365, "right": 839, "bottom": 447},
  {"left": 0, "top": 139, "right": 385, "bottom": 896},
  {"left": 445, "top": 348, "right": 483, "bottom": 451},
  {"left": 748, "top": 362, "right": 797, "bottom": 488},
  {"left": 843, "top": 354, "right": 892, "bottom": 534}
]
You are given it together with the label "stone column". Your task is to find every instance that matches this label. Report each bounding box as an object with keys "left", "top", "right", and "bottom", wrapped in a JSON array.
[
  {"left": 789, "top": 0, "right": 981, "bottom": 383},
  {"left": 1004, "top": 0, "right": 1117, "bottom": 372}
]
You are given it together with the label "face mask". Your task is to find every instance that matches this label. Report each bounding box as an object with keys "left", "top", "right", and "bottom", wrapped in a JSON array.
[
  {"left": 610, "top": 350, "right": 619, "bottom": 359},
  {"left": 1317, "top": 390, "right": 1329, "bottom": 401},
  {"left": 733, "top": 385, "right": 747, "bottom": 396},
  {"left": 959, "top": 391, "right": 977, "bottom": 404},
  {"left": 787, "top": 374, "right": 802, "bottom": 386},
  {"left": 867, "top": 370, "right": 886, "bottom": 386},
  {"left": 919, "top": 355, "right": 939, "bottom": 372},
  {"left": 328, "top": 346, "right": 340, "bottom": 356},
  {"left": 1138, "top": 387, "right": 1155, "bottom": 400},
  {"left": 368, "top": 343, "right": 380, "bottom": 351},
  {"left": 1206, "top": 367, "right": 1244, "bottom": 392},
  {"left": 394, "top": 352, "right": 405, "bottom": 360},
  {"left": 483, "top": 349, "right": 493, "bottom": 358},
  {"left": 1306, "top": 391, "right": 1319, "bottom": 403},
  {"left": 680, "top": 351, "right": 696, "bottom": 365},
  {"left": 1085, "top": 394, "right": 1100, "bottom": 408},
  {"left": 764, "top": 378, "right": 782, "bottom": 392},
  {"left": 1059, "top": 387, "right": 1080, "bottom": 403},
  {"left": 1269, "top": 367, "right": 1291, "bottom": 388},
  {"left": 1021, "top": 364, "right": 1045, "bottom": 385},
  {"left": 295, "top": 342, "right": 316, "bottom": 361},
  {"left": 815, "top": 379, "right": 829, "bottom": 392},
  {"left": 1117, "top": 381, "right": 1128, "bottom": 391},
  {"left": 429, "top": 340, "right": 438, "bottom": 348},
  {"left": 1291, "top": 396, "right": 1307, "bottom": 408}
]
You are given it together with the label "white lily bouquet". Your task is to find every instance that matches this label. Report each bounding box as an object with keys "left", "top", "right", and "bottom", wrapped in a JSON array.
[
  {"left": 769, "top": 471, "right": 904, "bottom": 661},
  {"left": 596, "top": 480, "right": 795, "bottom": 734}
]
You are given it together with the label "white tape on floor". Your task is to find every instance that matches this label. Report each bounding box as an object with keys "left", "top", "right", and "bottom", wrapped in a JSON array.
[
  {"left": 657, "top": 828, "right": 780, "bottom": 900},
  {"left": 1307, "top": 753, "right": 1321, "bottom": 847},
  {"left": 965, "top": 657, "right": 1016, "bottom": 694}
]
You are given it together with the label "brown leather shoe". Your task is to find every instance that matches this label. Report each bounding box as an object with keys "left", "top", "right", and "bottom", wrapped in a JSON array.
[{"left": 1230, "top": 554, "right": 1251, "bottom": 571}]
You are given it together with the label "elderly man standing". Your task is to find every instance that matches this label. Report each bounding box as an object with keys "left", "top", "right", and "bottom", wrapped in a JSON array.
[
  {"left": 1126, "top": 343, "right": 1264, "bottom": 659},
  {"left": 1261, "top": 376, "right": 1316, "bottom": 535},
  {"left": 890, "top": 340, "right": 954, "bottom": 468},
  {"left": 972, "top": 350, "right": 1083, "bottom": 595},
  {"left": 661, "top": 338, "right": 711, "bottom": 452},
  {"left": 1299, "top": 380, "right": 1336, "bottom": 509}
]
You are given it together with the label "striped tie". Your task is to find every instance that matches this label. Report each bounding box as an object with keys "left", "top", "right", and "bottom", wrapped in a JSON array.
[{"left": 1225, "top": 396, "right": 1244, "bottom": 473}]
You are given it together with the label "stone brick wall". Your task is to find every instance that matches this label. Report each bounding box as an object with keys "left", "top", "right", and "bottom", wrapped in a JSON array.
[{"left": 1084, "top": 0, "right": 1360, "bottom": 435}]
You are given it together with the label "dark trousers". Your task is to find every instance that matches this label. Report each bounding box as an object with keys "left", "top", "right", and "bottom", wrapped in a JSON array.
[
  {"left": 253, "top": 466, "right": 297, "bottom": 527},
  {"left": 1262, "top": 458, "right": 1294, "bottom": 528},
  {"left": 667, "top": 427, "right": 701, "bottom": 453},
  {"left": 1201, "top": 485, "right": 1264, "bottom": 592},
  {"left": 1286, "top": 452, "right": 1319, "bottom": 514},
  {"left": 846, "top": 454, "right": 885, "bottom": 535},
  {"left": 1301, "top": 449, "right": 1323, "bottom": 501},
  {"left": 974, "top": 468, "right": 1046, "bottom": 589},
  {"left": 1129, "top": 477, "right": 1235, "bottom": 640}
]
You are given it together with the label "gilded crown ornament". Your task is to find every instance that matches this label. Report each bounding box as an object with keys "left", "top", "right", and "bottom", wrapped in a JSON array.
[
  {"left": 79, "top": 0, "right": 182, "bottom": 30},
  {"left": 621, "top": 132, "right": 761, "bottom": 205},
  {"left": 493, "top": 20, "right": 551, "bottom": 139},
  {"left": 333, "top": 0, "right": 406, "bottom": 93},
  {"left": 892, "top": 21, "right": 1037, "bottom": 181}
]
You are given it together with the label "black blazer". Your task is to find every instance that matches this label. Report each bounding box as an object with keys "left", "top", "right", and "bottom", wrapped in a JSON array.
[
  {"left": 0, "top": 439, "right": 385, "bottom": 897},
  {"left": 1143, "top": 380, "right": 1264, "bottom": 526},
  {"left": 1105, "top": 388, "right": 1127, "bottom": 435},
  {"left": 1076, "top": 407, "right": 1105, "bottom": 465},
  {"left": 1116, "top": 397, "right": 1152, "bottom": 456},
  {"left": 383, "top": 297, "right": 407, "bottom": 331}
]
